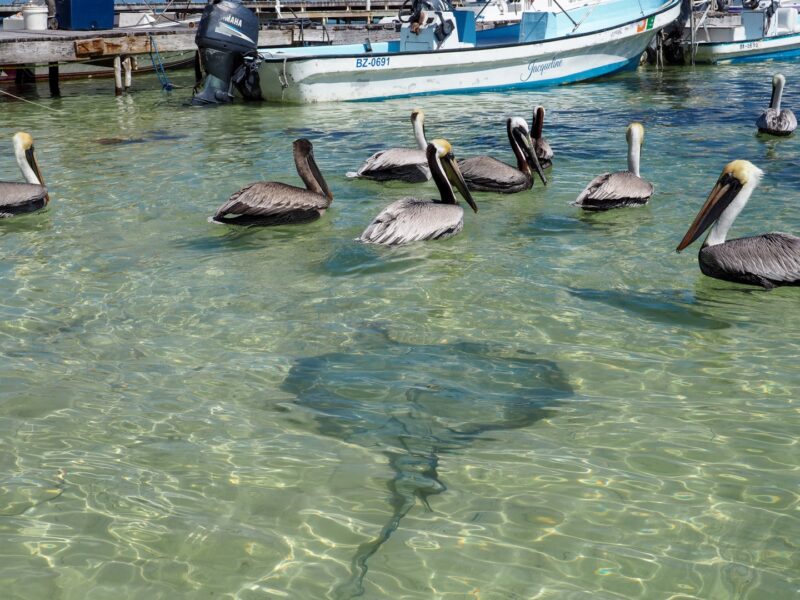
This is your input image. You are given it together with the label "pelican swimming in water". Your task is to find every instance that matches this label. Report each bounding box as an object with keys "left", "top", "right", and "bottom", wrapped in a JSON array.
[
  {"left": 531, "top": 106, "right": 554, "bottom": 170},
  {"left": 1, "top": 132, "right": 49, "bottom": 218},
  {"left": 573, "top": 122, "right": 653, "bottom": 211},
  {"left": 457, "top": 117, "right": 546, "bottom": 193},
  {"left": 358, "top": 139, "right": 478, "bottom": 245},
  {"left": 756, "top": 73, "right": 796, "bottom": 136},
  {"left": 210, "top": 138, "right": 332, "bottom": 226},
  {"left": 347, "top": 109, "right": 430, "bottom": 183},
  {"left": 676, "top": 160, "right": 800, "bottom": 289}
]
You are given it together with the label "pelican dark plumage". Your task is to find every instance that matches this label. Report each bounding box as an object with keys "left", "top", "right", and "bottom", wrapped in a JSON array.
[
  {"left": 347, "top": 109, "right": 430, "bottom": 182},
  {"left": 358, "top": 139, "right": 478, "bottom": 245},
  {"left": 457, "top": 117, "right": 546, "bottom": 193},
  {"left": 531, "top": 105, "right": 553, "bottom": 169},
  {"left": 573, "top": 122, "right": 653, "bottom": 211},
  {"left": 1, "top": 132, "right": 49, "bottom": 218},
  {"left": 756, "top": 74, "right": 797, "bottom": 136},
  {"left": 211, "top": 138, "right": 332, "bottom": 226},
  {"left": 676, "top": 160, "right": 800, "bottom": 289}
]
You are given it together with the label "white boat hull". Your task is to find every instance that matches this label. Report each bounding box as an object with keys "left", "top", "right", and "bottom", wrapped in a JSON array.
[
  {"left": 689, "top": 31, "right": 800, "bottom": 64},
  {"left": 259, "top": 2, "right": 681, "bottom": 103}
]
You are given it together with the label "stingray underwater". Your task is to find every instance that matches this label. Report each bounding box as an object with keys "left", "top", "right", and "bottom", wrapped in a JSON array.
[{"left": 280, "top": 326, "right": 573, "bottom": 598}]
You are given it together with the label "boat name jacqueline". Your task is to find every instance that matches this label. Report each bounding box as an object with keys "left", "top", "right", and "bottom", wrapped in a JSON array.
[
  {"left": 355, "top": 56, "right": 391, "bottom": 68},
  {"left": 521, "top": 57, "right": 563, "bottom": 81}
]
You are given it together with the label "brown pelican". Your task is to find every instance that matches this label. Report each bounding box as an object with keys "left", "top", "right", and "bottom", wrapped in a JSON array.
[
  {"left": 210, "top": 138, "right": 332, "bottom": 226},
  {"left": 676, "top": 160, "right": 800, "bottom": 289},
  {"left": 346, "top": 109, "right": 430, "bottom": 183},
  {"left": 756, "top": 74, "right": 796, "bottom": 136},
  {"left": 1, "top": 132, "right": 49, "bottom": 218},
  {"left": 358, "top": 139, "right": 477, "bottom": 245},
  {"left": 573, "top": 122, "right": 653, "bottom": 211},
  {"left": 457, "top": 117, "right": 546, "bottom": 193},
  {"left": 531, "top": 106, "right": 553, "bottom": 169}
]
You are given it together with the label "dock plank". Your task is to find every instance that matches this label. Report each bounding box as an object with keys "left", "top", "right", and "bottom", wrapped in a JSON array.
[
  {"left": 0, "top": 28, "right": 294, "bottom": 65},
  {"left": 0, "top": 24, "right": 399, "bottom": 66}
]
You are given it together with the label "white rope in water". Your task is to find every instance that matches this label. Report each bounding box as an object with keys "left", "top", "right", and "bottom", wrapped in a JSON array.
[{"left": 0, "top": 88, "right": 66, "bottom": 113}]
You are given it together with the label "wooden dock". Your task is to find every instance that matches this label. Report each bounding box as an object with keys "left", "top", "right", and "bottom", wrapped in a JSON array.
[
  {"left": 0, "top": 0, "right": 407, "bottom": 18},
  {"left": 0, "top": 23, "right": 399, "bottom": 94},
  {"left": 0, "top": 24, "right": 399, "bottom": 67}
]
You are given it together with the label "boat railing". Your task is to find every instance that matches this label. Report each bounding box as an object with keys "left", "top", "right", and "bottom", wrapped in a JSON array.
[{"left": 689, "top": 0, "right": 714, "bottom": 63}]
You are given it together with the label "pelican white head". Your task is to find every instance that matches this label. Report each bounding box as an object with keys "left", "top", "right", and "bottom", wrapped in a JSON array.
[
  {"left": 411, "top": 108, "right": 427, "bottom": 150},
  {"left": 12, "top": 131, "right": 46, "bottom": 191},
  {"left": 626, "top": 122, "right": 645, "bottom": 177},
  {"left": 677, "top": 160, "right": 763, "bottom": 251},
  {"left": 771, "top": 73, "right": 786, "bottom": 111}
]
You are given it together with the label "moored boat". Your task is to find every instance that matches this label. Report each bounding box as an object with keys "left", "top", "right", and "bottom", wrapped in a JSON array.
[
  {"left": 684, "top": 0, "right": 800, "bottom": 63},
  {"left": 257, "top": 0, "right": 682, "bottom": 103}
]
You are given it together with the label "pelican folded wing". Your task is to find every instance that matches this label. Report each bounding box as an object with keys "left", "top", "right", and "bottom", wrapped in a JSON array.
[
  {"left": 358, "top": 198, "right": 464, "bottom": 245},
  {"left": 700, "top": 233, "right": 800, "bottom": 287},
  {"left": 0, "top": 182, "right": 48, "bottom": 217},
  {"left": 574, "top": 171, "right": 653, "bottom": 209}
]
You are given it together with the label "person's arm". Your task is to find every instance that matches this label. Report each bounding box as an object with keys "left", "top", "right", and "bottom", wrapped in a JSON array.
[{"left": 410, "top": 0, "right": 424, "bottom": 34}]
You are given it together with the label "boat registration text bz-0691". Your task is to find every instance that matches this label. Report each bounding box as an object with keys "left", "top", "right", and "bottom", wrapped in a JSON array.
[{"left": 355, "top": 57, "right": 392, "bottom": 68}]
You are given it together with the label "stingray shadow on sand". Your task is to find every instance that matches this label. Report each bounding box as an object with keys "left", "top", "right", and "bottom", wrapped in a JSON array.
[{"left": 280, "top": 325, "right": 573, "bottom": 598}]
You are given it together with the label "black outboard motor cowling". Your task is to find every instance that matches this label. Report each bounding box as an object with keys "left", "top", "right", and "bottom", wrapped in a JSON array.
[{"left": 192, "top": 0, "right": 261, "bottom": 105}]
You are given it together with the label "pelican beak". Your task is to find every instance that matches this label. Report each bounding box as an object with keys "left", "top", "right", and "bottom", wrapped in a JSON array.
[
  {"left": 525, "top": 135, "right": 547, "bottom": 185},
  {"left": 442, "top": 152, "right": 478, "bottom": 213},
  {"left": 308, "top": 150, "right": 333, "bottom": 201},
  {"left": 520, "top": 130, "right": 547, "bottom": 186},
  {"left": 25, "top": 146, "right": 49, "bottom": 204},
  {"left": 676, "top": 173, "right": 742, "bottom": 252}
]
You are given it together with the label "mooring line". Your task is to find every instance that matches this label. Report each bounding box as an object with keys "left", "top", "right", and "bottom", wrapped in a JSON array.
[{"left": 0, "top": 88, "right": 66, "bottom": 113}]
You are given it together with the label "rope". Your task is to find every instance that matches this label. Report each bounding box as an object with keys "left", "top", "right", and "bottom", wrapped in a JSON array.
[
  {"left": 0, "top": 88, "right": 65, "bottom": 113},
  {"left": 279, "top": 57, "right": 289, "bottom": 101},
  {"left": 148, "top": 33, "right": 175, "bottom": 91},
  {"left": 278, "top": 57, "right": 289, "bottom": 90}
]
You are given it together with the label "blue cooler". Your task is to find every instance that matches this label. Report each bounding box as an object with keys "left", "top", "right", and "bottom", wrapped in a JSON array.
[{"left": 56, "top": 0, "right": 114, "bottom": 30}]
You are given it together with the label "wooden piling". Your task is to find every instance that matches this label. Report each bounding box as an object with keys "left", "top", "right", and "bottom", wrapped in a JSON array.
[
  {"left": 48, "top": 62, "right": 60, "bottom": 97},
  {"left": 113, "top": 55, "right": 122, "bottom": 95},
  {"left": 122, "top": 56, "right": 132, "bottom": 90}
]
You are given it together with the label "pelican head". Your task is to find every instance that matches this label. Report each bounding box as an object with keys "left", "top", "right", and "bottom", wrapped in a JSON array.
[
  {"left": 293, "top": 137, "right": 333, "bottom": 201},
  {"left": 532, "top": 105, "right": 546, "bottom": 139},
  {"left": 626, "top": 122, "right": 644, "bottom": 146},
  {"left": 507, "top": 116, "right": 546, "bottom": 186},
  {"left": 770, "top": 73, "right": 786, "bottom": 110},
  {"left": 431, "top": 138, "right": 478, "bottom": 213},
  {"left": 626, "top": 122, "right": 645, "bottom": 177},
  {"left": 13, "top": 131, "right": 48, "bottom": 202},
  {"left": 411, "top": 108, "right": 427, "bottom": 150},
  {"left": 676, "top": 160, "right": 763, "bottom": 252}
]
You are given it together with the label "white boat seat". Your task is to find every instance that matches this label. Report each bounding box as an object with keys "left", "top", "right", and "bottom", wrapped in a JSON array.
[
  {"left": 399, "top": 11, "right": 463, "bottom": 51},
  {"left": 774, "top": 8, "right": 798, "bottom": 33}
]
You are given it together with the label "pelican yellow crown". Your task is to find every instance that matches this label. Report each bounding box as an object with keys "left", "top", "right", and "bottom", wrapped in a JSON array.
[
  {"left": 13, "top": 131, "right": 33, "bottom": 150},
  {"left": 721, "top": 159, "right": 763, "bottom": 184},
  {"left": 626, "top": 122, "right": 644, "bottom": 145},
  {"left": 411, "top": 109, "right": 425, "bottom": 120},
  {"left": 432, "top": 138, "right": 452, "bottom": 156}
]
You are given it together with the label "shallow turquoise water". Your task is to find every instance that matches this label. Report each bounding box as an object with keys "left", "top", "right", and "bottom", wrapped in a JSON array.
[{"left": 1, "top": 62, "right": 799, "bottom": 599}]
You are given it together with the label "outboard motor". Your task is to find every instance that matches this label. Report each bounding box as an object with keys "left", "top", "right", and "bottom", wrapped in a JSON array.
[{"left": 192, "top": 0, "right": 262, "bottom": 105}]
